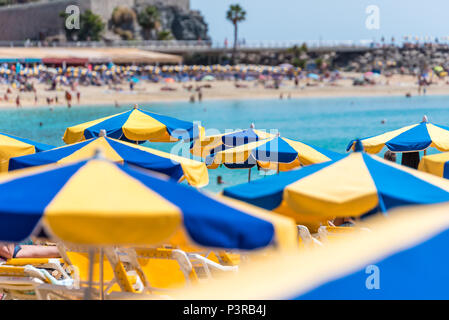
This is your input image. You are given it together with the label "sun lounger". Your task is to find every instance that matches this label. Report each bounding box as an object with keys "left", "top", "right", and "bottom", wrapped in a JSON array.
[
  {"left": 121, "top": 247, "right": 238, "bottom": 294},
  {"left": 0, "top": 264, "right": 72, "bottom": 300},
  {"left": 297, "top": 225, "right": 323, "bottom": 249},
  {"left": 316, "top": 225, "right": 371, "bottom": 243},
  {"left": 44, "top": 244, "right": 144, "bottom": 300}
]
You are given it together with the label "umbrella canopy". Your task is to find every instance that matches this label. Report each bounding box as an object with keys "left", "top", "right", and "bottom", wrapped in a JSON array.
[
  {"left": 190, "top": 127, "right": 276, "bottom": 158},
  {"left": 63, "top": 106, "right": 204, "bottom": 144},
  {"left": 5, "top": 136, "right": 208, "bottom": 187},
  {"left": 173, "top": 202, "right": 449, "bottom": 299},
  {"left": 206, "top": 136, "right": 342, "bottom": 171},
  {"left": 418, "top": 151, "right": 449, "bottom": 179},
  {"left": 0, "top": 132, "right": 53, "bottom": 170},
  {"left": 0, "top": 156, "right": 297, "bottom": 248},
  {"left": 434, "top": 66, "right": 444, "bottom": 73},
  {"left": 347, "top": 117, "right": 449, "bottom": 153},
  {"left": 223, "top": 149, "right": 449, "bottom": 227},
  {"left": 202, "top": 75, "right": 215, "bottom": 81}
]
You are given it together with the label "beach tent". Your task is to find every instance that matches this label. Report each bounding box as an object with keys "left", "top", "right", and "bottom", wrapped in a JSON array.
[
  {"left": 172, "top": 202, "right": 449, "bottom": 299},
  {"left": 223, "top": 142, "right": 449, "bottom": 230},
  {"left": 5, "top": 135, "right": 209, "bottom": 187},
  {"left": 347, "top": 117, "right": 449, "bottom": 154},
  {"left": 0, "top": 132, "right": 53, "bottom": 171},
  {"left": 63, "top": 106, "right": 204, "bottom": 145},
  {"left": 206, "top": 135, "right": 341, "bottom": 172},
  {"left": 418, "top": 151, "right": 449, "bottom": 179},
  {"left": 190, "top": 126, "right": 276, "bottom": 158},
  {"left": 0, "top": 154, "right": 297, "bottom": 250}
]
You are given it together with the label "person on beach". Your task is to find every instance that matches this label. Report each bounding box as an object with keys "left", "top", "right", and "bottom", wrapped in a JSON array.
[
  {"left": 401, "top": 152, "right": 420, "bottom": 169},
  {"left": 217, "top": 176, "right": 225, "bottom": 185},
  {"left": 198, "top": 89, "right": 203, "bottom": 102},
  {"left": 331, "top": 217, "right": 356, "bottom": 227},
  {"left": 76, "top": 91, "right": 81, "bottom": 104},
  {"left": 65, "top": 91, "right": 72, "bottom": 108},
  {"left": 15, "top": 95, "right": 20, "bottom": 108},
  {"left": 0, "top": 241, "right": 60, "bottom": 260},
  {"left": 384, "top": 150, "right": 396, "bottom": 162}
]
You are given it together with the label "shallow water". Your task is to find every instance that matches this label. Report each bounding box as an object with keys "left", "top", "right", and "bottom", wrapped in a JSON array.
[{"left": 1, "top": 94, "right": 449, "bottom": 192}]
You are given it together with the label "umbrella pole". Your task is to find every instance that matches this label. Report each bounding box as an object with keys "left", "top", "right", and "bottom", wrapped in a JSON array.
[
  {"left": 248, "top": 168, "right": 251, "bottom": 182},
  {"left": 277, "top": 163, "right": 280, "bottom": 175},
  {"left": 99, "top": 248, "right": 104, "bottom": 300},
  {"left": 84, "top": 248, "right": 95, "bottom": 300}
]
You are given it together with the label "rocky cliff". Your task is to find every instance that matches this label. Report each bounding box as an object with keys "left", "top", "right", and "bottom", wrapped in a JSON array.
[{"left": 134, "top": 4, "right": 210, "bottom": 41}]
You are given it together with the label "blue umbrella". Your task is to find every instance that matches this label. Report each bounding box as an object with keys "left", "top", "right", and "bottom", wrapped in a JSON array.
[
  {"left": 174, "top": 203, "right": 449, "bottom": 299},
  {"left": 6, "top": 136, "right": 209, "bottom": 187},
  {"left": 223, "top": 146, "right": 449, "bottom": 228}
]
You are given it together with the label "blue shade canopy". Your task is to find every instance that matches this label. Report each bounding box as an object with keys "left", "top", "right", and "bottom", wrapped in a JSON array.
[
  {"left": 173, "top": 203, "right": 449, "bottom": 300},
  {"left": 6, "top": 136, "right": 209, "bottom": 187},
  {"left": 223, "top": 151, "right": 449, "bottom": 221},
  {"left": 0, "top": 156, "right": 296, "bottom": 249},
  {"left": 0, "top": 132, "right": 54, "bottom": 172},
  {"left": 206, "top": 136, "right": 342, "bottom": 172},
  {"left": 63, "top": 107, "right": 203, "bottom": 144},
  {"left": 418, "top": 152, "right": 449, "bottom": 179},
  {"left": 0, "top": 132, "right": 53, "bottom": 154},
  {"left": 347, "top": 120, "right": 449, "bottom": 153},
  {"left": 190, "top": 127, "right": 276, "bottom": 158}
]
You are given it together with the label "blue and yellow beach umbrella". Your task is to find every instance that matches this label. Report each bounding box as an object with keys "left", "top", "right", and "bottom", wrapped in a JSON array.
[
  {"left": 418, "top": 151, "right": 449, "bottom": 179},
  {"left": 0, "top": 156, "right": 297, "bottom": 249},
  {"left": 223, "top": 147, "right": 449, "bottom": 230},
  {"left": 5, "top": 136, "right": 208, "bottom": 187},
  {"left": 174, "top": 202, "right": 449, "bottom": 299},
  {"left": 0, "top": 132, "right": 53, "bottom": 170},
  {"left": 63, "top": 106, "right": 204, "bottom": 144},
  {"left": 206, "top": 135, "right": 341, "bottom": 171},
  {"left": 347, "top": 117, "right": 449, "bottom": 153},
  {"left": 190, "top": 127, "right": 276, "bottom": 158}
]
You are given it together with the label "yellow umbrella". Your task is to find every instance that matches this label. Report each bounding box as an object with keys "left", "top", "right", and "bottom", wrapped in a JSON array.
[
  {"left": 172, "top": 202, "right": 449, "bottom": 299},
  {"left": 0, "top": 132, "right": 53, "bottom": 171},
  {"left": 63, "top": 106, "right": 205, "bottom": 144}
]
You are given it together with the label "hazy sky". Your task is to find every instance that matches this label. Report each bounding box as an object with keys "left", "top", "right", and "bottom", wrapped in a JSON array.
[{"left": 191, "top": 0, "right": 447, "bottom": 43}]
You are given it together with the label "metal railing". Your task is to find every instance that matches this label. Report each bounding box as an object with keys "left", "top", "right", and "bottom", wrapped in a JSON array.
[{"left": 0, "top": 39, "right": 374, "bottom": 50}]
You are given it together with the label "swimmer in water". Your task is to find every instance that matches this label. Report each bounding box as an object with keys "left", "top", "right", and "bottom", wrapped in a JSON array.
[{"left": 217, "top": 176, "right": 225, "bottom": 185}]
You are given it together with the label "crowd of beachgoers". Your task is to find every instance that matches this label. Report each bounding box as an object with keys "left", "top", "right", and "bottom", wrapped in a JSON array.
[{"left": 0, "top": 59, "right": 448, "bottom": 108}]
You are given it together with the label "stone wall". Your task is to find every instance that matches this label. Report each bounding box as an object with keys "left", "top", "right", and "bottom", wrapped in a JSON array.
[
  {"left": 0, "top": 0, "right": 88, "bottom": 41},
  {"left": 0, "top": 0, "right": 191, "bottom": 40}
]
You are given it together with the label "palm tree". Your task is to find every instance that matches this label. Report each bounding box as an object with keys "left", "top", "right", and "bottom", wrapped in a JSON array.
[
  {"left": 137, "top": 6, "right": 161, "bottom": 40},
  {"left": 226, "top": 4, "right": 246, "bottom": 65}
]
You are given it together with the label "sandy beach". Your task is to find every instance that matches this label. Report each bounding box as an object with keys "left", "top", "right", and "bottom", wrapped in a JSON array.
[{"left": 1, "top": 73, "right": 449, "bottom": 109}]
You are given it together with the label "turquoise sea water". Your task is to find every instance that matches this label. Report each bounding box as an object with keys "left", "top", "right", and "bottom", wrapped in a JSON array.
[{"left": 1, "top": 95, "right": 449, "bottom": 192}]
